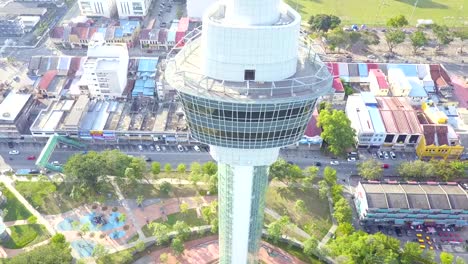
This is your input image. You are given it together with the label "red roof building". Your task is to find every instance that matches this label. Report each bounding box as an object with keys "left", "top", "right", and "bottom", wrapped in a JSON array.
[{"left": 38, "top": 70, "right": 58, "bottom": 91}]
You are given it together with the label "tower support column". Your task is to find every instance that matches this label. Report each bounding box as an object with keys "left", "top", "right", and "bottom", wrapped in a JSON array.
[{"left": 211, "top": 146, "right": 279, "bottom": 264}]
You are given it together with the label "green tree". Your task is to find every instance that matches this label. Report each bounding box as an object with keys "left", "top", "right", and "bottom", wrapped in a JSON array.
[
  {"left": 207, "top": 173, "right": 218, "bottom": 194},
  {"left": 173, "top": 220, "right": 191, "bottom": 241},
  {"left": 333, "top": 198, "right": 352, "bottom": 224},
  {"left": 118, "top": 213, "right": 127, "bottom": 223},
  {"left": 190, "top": 162, "right": 202, "bottom": 175},
  {"left": 303, "top": 236, "right": 319, "bottom": 256},
  {"left": 331, "top": 184, "right": 344, "bottom": 204},
  {"left": 189, "top": 172, "right": 202, "bottom": 188},
  {"left": 27, "top": 215, "right": 38, "bottom": 224},
  {"left": 8, "top": 241, "right": 72, "bottom": 264},
  {"left": 336, "top": 222, "right": 354, "bottom": 237},
  {"left": 384, "top": 29, "right": 406, "bottom": 53},
  {"left": 302, "top": 166, "right": 318, "bottom": 187},
  {"left": 398, "top": 160, "right": 434, "bottom": 180},
  {"left": 164, "top": 163, "right": 172, "bottom": 173},
  {"left": 358, "top": 159, "right": 383, "bottom": 180},
  {"left": 456, "top": 257, "right": 467, "bottom": 264},
  {"left": 431, "top": 160, "right": 466, "bottom": 181},
  {"left": 308, "top": 14, "right": 341, "bottom": 32},
  {"left": 410, "top": 30, "right": 428, "bottom": 54},
  {"left": 318, "top": 108, "right": 356, "bottom": 156},
  {"left": 267, "top": 216, "right": 291, "bottom": 243},
  {"left": 129, "top": 157, "right": 146, "bottom": 179},
  {"left": 135, "top": 240, "right": 145, "bottom": 252},
  {"left": 63, "top": 151, "right": 107, "bottom": 191},
  {"left": 386, "top": 15, "right": 409, "bottom": 28},
  {"left": 323, "top": 166, "right": 337, "bottom": 186},
  {"left": 202, "top": 161, "right": 218, "bottom": 176},
  {"left": 101, "top": 150, "right": 132, "bottom": 177},
  {"left": 294, "top": 200, "right": 306, "bottom": 214},
  {"left": 92, "top": 244, "right": 108, "bottom": 258},
  {"left": 50, "top": 233, "right": 66, "bottom": 245},
  {"left": 440, "top": 252, "right": 455, "bottom": 264},
  {"left": 151, "top": 162, "right": 161, "bottom": 177},
  {"left": 179, "top": 201, "right": 189, "bottom": 214},
  {"left": 177, "top": 163, "right": 186, "bottom": 173},
  {"left": 150, "top": 222, "right": 171, "bottom": 245},
  {"left": 432, "top": 24, "right": 453, "bottom": 48},
  {"left": 160, "top": 181, "right": 172, "bottom": 195},
  {"left": 136, "top": 195, "right": 144, "bottom": 207},
  {"left": 80, "top": 222, "right": 91, "bottom": 237},
  {"left": 318, "top": 180, "right": 329, "bottom": 199},
  {"left": 269, "top": 159, "right": 303, "bottom": 185},
  {"left": 171, "top": 237, "right": 185, "bottom": 255},
  {"left": 453, "top": 28, "right": 468, "bottom": 53}
]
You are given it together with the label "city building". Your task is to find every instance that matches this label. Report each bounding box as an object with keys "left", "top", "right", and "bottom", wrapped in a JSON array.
[
  {"left": 0, "top": 15, "right": 25, "bottom": 37},
  {"left": 18, "top": 16, "right": 40, "bottom": 32},
  {"left": 368, "top": 69, "right": 389, "bottom": 96},
  {"left": 165, "top": 0, "right": 332, "bottom": 262},
  {"left": 0, "top": 2, "right": 47, "bottom": 17},
  {"left": 116, "top": 0, "right": 151, "bottom": 18},
  {"left": 78, "top": 34, "right": 129, "bottom": 98},
  {"left": 77, "top": 0, "right": 116, "bottom": 18},
  {"left": 0, "top": 93, "right": 35, "bottom": 138},
  {"left": 388, "top": 68, "right": 411, "bottom": 97},
  {"left": 186, "top": 0, "right": 216, "bottom": 18},
  {"left": 355, "top": 181, "right": 468, "bottom": 227}
]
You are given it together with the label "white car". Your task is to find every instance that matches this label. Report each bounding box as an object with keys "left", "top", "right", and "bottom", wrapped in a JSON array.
[
  {"left": 52, "top": 161, "right": 60, "bottom": 165},
  {"left": 155, "top": 145, "right": 161, "bottom": 152},
  {"left": 8, "top": 150, "right": 19, "bottom": 155},
  {"left": 347, "top": 157, "right": 356, "bottom": 162},
  {"left": 149, "top": 145, "right": 155, "bottom": 151},
  {"left": 194, "top": 145, "right": 200, "bottom": 152},
  {"left": 389, "top": 151, "right": 396, "bottom": 159},
  {"left": 384, "top": 151, "right": 389, "bottom": 159},
  {"left": 138, "top": 145, "right": 143, "bottom": 151},
  {"left": 330, "top": 161, "right": 340, "bottom": 165},
  {"left": 177, "top": 145, "right": 184, "bottom": 152}
]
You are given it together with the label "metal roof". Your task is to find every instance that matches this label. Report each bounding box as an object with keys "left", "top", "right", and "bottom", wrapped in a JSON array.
[{"left": 0, "top": 93, "right": 31, "bottom": 122}]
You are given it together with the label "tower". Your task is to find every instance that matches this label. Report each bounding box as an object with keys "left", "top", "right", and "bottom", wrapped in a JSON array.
[{"left": 165, "top": 0, "right": 332, "bottom": 263}]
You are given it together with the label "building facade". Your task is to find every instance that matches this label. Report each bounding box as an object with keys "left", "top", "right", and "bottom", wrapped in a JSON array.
[
  {"left": 0, "top": 15, "right": 25, "bottom": 37},
  {"left": 165, "top": 0, "right": 332, "bottom": 263},
  {"left": 78, "top": 0, "right": 116, "bottom": 18},
  {"left": 116, "top": 0, "right": 151, "bottom": 18},
  {"left": 0, "top": 93, "right": 34, "bottom": 138},
  {"left": 355, "top": 181, "right": 468, "bottom": 227}
]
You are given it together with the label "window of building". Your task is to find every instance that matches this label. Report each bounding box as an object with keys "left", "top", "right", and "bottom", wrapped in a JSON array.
[{"left": 244, "top": 70, "right": 255, "bottom": 81}]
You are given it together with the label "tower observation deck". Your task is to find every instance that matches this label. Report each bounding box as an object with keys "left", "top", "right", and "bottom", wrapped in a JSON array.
[{"left": 165, "top": 0, "right": 332, "bottom": 263}]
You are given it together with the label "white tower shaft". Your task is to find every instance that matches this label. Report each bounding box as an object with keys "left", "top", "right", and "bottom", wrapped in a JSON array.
[{"left": 225, "top": 0, "right": 281, "bottom": 25}]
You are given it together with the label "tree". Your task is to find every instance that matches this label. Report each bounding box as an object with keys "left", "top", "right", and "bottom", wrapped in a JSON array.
[
  {"left": 294, "top": 200, "right": 306, "bottom": 214},
  {"left": 303, "top": 236, "right": 319, "bottom": 256},
  {"left": 336, "top": 222, "right": 354, "bottom": 237},
  {"left": 318, "top": 180, "right": 329, "bottom": 199},
  {"left": 384, "top": 29, "right": 406, "bottom": 53},
  {"left": 267, "top": 216, "right": 291, "bottom": 243},
  {"left": 190, "top": 162, "right": 202, "bottom": 175},
  {"left": 160, "top": 253, "right": 169, "bottom": 263},
  {"left": 101, "top": 150, "right": 132, "bottom": 177},
  {"left": 302, "top": 166, "right": 318, "bottom": 187},
  {"left": 358, "top": 160, "right": 383, "bottom": 180},
  {"left": 171, "top": 237, "right": 185, "bottom": 255},
  {"left": 129, "top": 157, "right": 146, "bottom": 179},
  {"left": 164, "top": 163, "right": 172, "bottom": 173},
  {"left": 440, "top": 252, "right": 455, "bottom": 264},
  {"left": 456, "top": 257, "right": 467, "bottom": 264},
  {"left": 179, "top": 201, "right": 189, "bottom": 214},
  {"left": 386, "top": 15, "right": 409, "bottom": 28},
  {"left": 189, "top": 172, "right": 202, "bottom": 188},
  {"left": 432, "top": 24, "right": 453, "bottom": 48},
  {"left": 80, "top": 222, "right": 91, "bottom": 237},
  {"left": 202, "top": 161, "right": 218, "bottom": 176},
  {"left": 118, "top": 213, "right": 127, "bottom": 223},
  {"left": 92, "top": 244, "right": 108, "bottom": 258},
  {"left": 318, "top": 108, "right": 356, "bottom": 156},
  {"left": 27, "top": 215, "right": 38, "bottom": 224},
  {"left": 135, "top": 240, "right": 145, "bottom": 252},
  {"left": 63, "top": 151, "right": 107, "bottom": 190},
  {"left": 207, "top": 173, "right": 218, "bottom": 194},
  {"left": 398, "top": 160, "right": 434, "bottom": 180},
  {"left": 8, "top": 241, "right": 72, "bottom": 264},
  {"left": 173, "top": 220, "right": 191, "bottom": 241},
  {"left": 51, "top": 233, "right": 66, "bottom": 245},
  {"left": 151, "top": 162, "right": 161, "bottom": 176},
  {"left": 323, "top": 166, "right": 337, "bottom": 186},
  {"left": 410, "top": 30, "right": 428, "bottom": 54},
  {"left": 150, "top": 223, "right": 171, "bottom": 245},
  {"left": 308, "top": 14, "right": 341, "bottom": 32},
  {"left": 400, "top": 242, "right": 427, "bottom": 264},
  {"left": 269, "top": 159, "right": 303, "bottom": 185},
  {"left": 160, "top": 181, "right": 172, "bottom": 195},
  {"left": 431, "top": 160, "right": 466, "bottom": 181},
  {"left": 136, "top": 195, "right": 144, "bottom": 207},
  {"left": 453, "top": 28, "right": 468, "bottom": 53},
  {"left": 177, "top": 163, "right": 186, "bottom": 173},
  {"left": 333, "top": 198, "right": 352, "bottom": 224},
  {"left": 331, "top": 184, "right": 344, "bottom": 204}
]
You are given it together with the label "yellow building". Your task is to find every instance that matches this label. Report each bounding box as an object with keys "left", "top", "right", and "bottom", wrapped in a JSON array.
[
  {"left": 421, "top": 101, "right": 448, "bottom": 124},
  {"left": 416, "top": 124, "right": 464, "bottom": 160}
]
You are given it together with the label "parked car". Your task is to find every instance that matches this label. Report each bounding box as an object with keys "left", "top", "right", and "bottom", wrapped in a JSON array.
[
  {"left": 390, "top": 151, "right": 396, "bottom": 159},
  {"left": 27, "top": 155, "right": 36, "bottom": 160},
  {"left": 194, "top": 145, "right": 200, "bottom": 152},
  {"left": 177, "top": 145, "right": 184, "bottom": 152},
  {"left": 330, "top": 160, "right": 340, "bottom": 165},
  {"left": 8, "top": 150, "right": 19, "bottom": 155},
  {"left": 155, "top": 145, "right": 161, "bottom": 152},
  {"left": 149, "top": 145, "right": 155, "bottom": 151},
  {"left": 161, "top": 146, "right": 166, "bottom": 151},
  {"left": 315, "top": 162, "right": 322, "bottom": 166},
  {"left": 52, "top": 161, "right": 60, "bottom": 165},
  {"left": 144, "top": 157, "right": 152, "bottom": 162},
  {"left": 382, "top": 163, "right": 389, "bottom": 169},
  {"left": 377, "top": 151, "right": 384, "bottom": 159},
  {"left": 7, "top": 142, "right": 14, "bottom": 148},
  {"left": 395, "top": 227, "right": 403, "bottom": 237},
  {"left": 138, "top": 145, "right": 143, "bottom": 151},
  {"left": 347, "top": 157, "right": 356, "bottom": 162}
]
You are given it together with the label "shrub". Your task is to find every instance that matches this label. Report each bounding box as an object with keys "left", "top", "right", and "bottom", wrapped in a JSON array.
[{"left": 101, "top": 206, "right": 108, "bottom": 211}]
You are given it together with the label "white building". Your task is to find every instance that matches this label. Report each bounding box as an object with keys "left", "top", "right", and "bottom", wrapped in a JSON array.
[
  {"left": 78, "top": 0, "right": 116, "bottom": 18},
  {"left": 116, "top": 0, "right": 151, "bottom": 18},
  {"left": 79, "top": 34, "right": 129, "bottom": 98},
  {"left": 187, "top": 0, "right": 217, "bottom": 18},
  {"left": 388, "top": 68, "right": 411, "bottom": 97}
]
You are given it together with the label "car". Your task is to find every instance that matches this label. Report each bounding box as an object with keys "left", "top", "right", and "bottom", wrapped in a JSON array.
[
  {"left": 194, "top": 145, "right": 200, "bottom": 152},
  {"left": 7, "top": 142, "right": 14, "bottom": 148},
  {"left": 149, "top": 145, "right": 155, "bottom": 151},
  {"left": 27, "top": 155, "right": 36, "bottom": 160},
  {"left": 377, "top": 151, "right": 384, "bottom": 159},
  {"left": 395, "top": 227, "right": 403, "bottom": 237},
  {"left": 161, "top": 146, "right": 166, "bottom": 151},
  {"left": 155, "top": 145, "right": 161, "bottom": 152},
  {"left": 138, "top": 145, "right": 143, "bottom": 151},
  {"left": 386, "top": 228, "right": 394, "bottom": 235},
  {"left": 314, "top": 162, "right": 322, "bottom": 166},
  {"left": 29, "top": 170, "right": 40, "bottom": 174},
  {"left": 177, "top": 145, "right": 184, "bottom": 152},
  {"left": 390, "top": 151, "right": 396, "bottom": 159},
  {"left": 52, "top": 161, "right": 60, "bottom": 165},
  {"left": 183, "top": 146, "right": 189, "bottom": 152},
  {"left": 161, "top": 22, "right": 167, "bottom": 27},
  {"left": 144, "top": 157, "right": 152, "bottom": 162},
  {"left": 8, "top": 150, "right": 19, "bottom": 155},
  {"left": 330, "top": 161, "right": 340, "bottom": 165},
  {"left": 383, "top": 151, "right": 389, "bottom": 159},
  {"left": 347, "top": 157, "right": 356, "bottom": 162},
  {"left": 382, "top": 163, "right": 389, "bottom": 169},
  {"left": 287, "top": 161, "right": 295, "bottom": 165}
]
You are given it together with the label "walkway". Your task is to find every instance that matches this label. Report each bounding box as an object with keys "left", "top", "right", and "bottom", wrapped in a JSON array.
[
  {"left": 264, "top": 207, "right": 311, "bottom": 239},
  {"left": 318, "top": 194, "right": 338, "bottom": 249}
]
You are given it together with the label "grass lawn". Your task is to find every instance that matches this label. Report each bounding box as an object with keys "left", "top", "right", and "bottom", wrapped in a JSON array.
[
  {"left": 1, "top": 224, "right": 50, "bottom": 249},
  {"left": 15, "top": 181, "right": 117, "bottom": 215},
  {"left": 142, "top": 209, "right": 206, "bottom": 237},
  {"left": 119, "top": 183, "right": 202, "bottom": 199},
  {"left": 97, "top": 247, "right": 135, "bottom": 264},
  {"left": 0, "top": 184, "right": 32, "bottom": 221},
  {"left": 286, "top": 0, "right": 465, "bottom": 26},
  {"left": 265, "top": 185, "right": 332, "bottom": 240}
]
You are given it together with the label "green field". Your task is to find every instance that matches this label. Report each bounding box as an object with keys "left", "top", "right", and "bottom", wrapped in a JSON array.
[{"left": 286, "top": 0, "right": 466, "bottom": 26}]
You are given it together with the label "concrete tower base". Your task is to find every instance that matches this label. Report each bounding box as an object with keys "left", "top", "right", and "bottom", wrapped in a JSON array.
[{"left": 211, "top": 147, "right": 279, "bottom": 264}]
